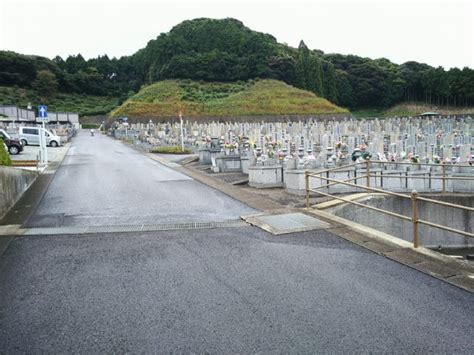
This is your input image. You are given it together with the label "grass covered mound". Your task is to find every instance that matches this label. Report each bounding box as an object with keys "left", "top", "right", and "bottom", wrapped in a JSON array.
[
  {"left": 110, "top": 79, "right": 348, "bottom": 118},
  {"left": 0, "top": 86, "right": 119, "bottom": 116}
]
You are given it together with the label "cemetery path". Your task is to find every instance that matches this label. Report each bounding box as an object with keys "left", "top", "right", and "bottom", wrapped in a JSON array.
[
  {"left": 1, "top": 130, "right": 473, "bottom": 352},
  {"left": 26, "top": 130, "right": 254, "bottom": 228}
]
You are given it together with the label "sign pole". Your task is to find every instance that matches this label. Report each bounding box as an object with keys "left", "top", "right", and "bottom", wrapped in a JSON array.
[
  {"left": 38, "top": 123, "right": 43, "bottom": 166},
  {"left": 179, "top": 111, "right": 184, "bottom": 151},
  {"left": 38, "top": 105, "right": 48, "bottom": 166},
  {"left": 42, "top": 121, "right": 48, "bottom": 165}
]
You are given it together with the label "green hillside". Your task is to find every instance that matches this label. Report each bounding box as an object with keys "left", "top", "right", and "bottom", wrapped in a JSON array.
[
  {"left": 2, "top": 18, "right": 473, "bottom": 116},
  {"left": 0, "top": 86, "right": 119, "bottom": 116},
  {"left": 110, "top": 79, "right": 348, "bottom": 118}
]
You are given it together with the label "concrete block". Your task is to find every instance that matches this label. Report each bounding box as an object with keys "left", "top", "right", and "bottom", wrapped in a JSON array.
[{"left": 0, "top": 166, "right": 37, "bottom": 219}]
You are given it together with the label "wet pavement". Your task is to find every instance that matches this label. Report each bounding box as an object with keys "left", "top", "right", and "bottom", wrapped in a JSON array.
[
  {"left": 1, "top": 228, "right": 473, "bottom": 353},
  {"left": 26, "top": 131, "right": 254, "bottom": 227}
]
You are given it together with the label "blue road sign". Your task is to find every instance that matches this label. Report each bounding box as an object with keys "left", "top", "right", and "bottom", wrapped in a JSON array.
[{"left": 38, "top": 105, "right": 48, "bottom": 120}]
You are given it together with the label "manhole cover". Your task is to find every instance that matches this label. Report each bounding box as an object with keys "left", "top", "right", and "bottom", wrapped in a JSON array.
[{"left": 242, "top": 212, "right": 331, "bottom": 235}]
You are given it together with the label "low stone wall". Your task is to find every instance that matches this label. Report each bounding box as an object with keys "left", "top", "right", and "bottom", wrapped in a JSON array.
[{"left": 0, "top": 166, "right": 37, "bottom": 219}]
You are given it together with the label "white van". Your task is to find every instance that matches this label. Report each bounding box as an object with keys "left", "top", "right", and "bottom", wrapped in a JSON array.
[{"left": 19, "top": 127, "right": 61, "bottom": 147}]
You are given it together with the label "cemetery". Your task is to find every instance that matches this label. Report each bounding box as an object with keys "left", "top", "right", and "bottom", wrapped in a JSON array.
[
  {"left": 112, "top": 115, "right": 474, "bottom": 195},
  {"left": 110, "top": 114, "right": 474, "bottom": 252}
]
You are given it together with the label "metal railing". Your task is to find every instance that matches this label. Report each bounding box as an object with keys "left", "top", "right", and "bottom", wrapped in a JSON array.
[{"left": 305, "top": 159, "right": 474, "bottom": 248}]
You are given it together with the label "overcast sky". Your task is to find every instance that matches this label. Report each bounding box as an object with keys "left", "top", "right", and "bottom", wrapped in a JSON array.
[{"left": 1, "top": 0, "right": 472, "bottom": 69}]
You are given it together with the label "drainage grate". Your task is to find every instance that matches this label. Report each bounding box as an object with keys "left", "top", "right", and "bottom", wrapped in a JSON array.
[{"left": 23, "top": 220, "right": 248, "bottom": 236}]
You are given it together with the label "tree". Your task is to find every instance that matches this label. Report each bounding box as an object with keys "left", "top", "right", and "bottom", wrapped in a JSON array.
[
  {"left": 347, "top": 62, "right": 393, "bottom": 107},
  {"left": 334, "top": 69, "right": 353, "bottom": 107},
  {"left": 32, "top": 69, "right": 59, "bottom": 100},
  {"left": 295, "top": 41, "right": 323, "bottom": 96},
  {"left": 322, "top": 61, "right": 337, "bottom": 102},
  {"left": 65, "top": 54, "right": 87, "bottom": 73}
]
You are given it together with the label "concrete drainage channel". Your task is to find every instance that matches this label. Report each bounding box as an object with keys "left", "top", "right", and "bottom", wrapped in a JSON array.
[{"left": 22, "top": 220, "right": 248, "bottom": 236}]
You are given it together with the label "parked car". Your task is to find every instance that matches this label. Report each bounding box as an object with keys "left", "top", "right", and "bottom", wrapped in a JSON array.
[
  {"left": 19, "top": 126, "right": 61, "bottom": 147},
  {"left": 0, "top": 129, "right": 24, "bottom": 155}
]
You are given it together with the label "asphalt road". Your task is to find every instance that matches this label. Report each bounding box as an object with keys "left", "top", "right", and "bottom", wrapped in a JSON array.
[
  {"left": 0, "top": 131, "right": 473, "bottom": 353},
  {"left": 27, "top": 131, "right": 254, "bottom": 227}
]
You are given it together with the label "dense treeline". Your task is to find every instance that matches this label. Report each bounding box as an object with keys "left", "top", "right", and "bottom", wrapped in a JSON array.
[
  {"left": 0, "top": 51, "right": 141, "bottom": 104},
  {"left": 1, "top": 18, "right": 473, "bottom": 109}
]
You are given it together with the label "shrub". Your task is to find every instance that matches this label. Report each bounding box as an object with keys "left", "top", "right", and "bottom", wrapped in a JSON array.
[
  {"left": 0, "top": 139, "right": 12, "bottom": 166},
  {"left": 150, "top": 146, "right": 192, "bottom": 154},
  {"left": 81, "top": 124, "right": 100, "bottom": 129}
]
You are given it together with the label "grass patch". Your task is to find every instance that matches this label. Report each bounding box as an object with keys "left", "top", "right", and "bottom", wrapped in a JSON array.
[
  {"left": 111, "top": 79, "right": 349, "bottom": 118},
  {"left": 150, "top": 146, "right": 192, "bottom": 154}
]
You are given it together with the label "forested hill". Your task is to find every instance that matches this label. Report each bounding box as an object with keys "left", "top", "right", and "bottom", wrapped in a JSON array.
[{"left": 1, "top": 17, "right": 473, "bottom": 113}]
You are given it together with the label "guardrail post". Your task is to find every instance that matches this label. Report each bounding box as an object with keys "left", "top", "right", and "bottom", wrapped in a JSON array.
[
  {"left": 305, "top": 171, "right": 310, "bottom": 209},
  {"left": 366, "top": 158, "right": 371, "bottom": 188},
  {"left": 411, "top": 189, "right": 419, "bottom": 248},
  {"left": 441, "top": 162, "right": 446, "bottom": 193},
  {"left": 326, "top": 170, "right": 330, "bottom": 192}
]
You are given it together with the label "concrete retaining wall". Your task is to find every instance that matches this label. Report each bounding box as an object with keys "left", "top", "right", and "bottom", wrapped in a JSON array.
[
  {"left": 0, "top": 166, "right": 37, "bottom": 219},
  {"left": 328, "top": 194, "right": 473, "bottom": 248}
]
